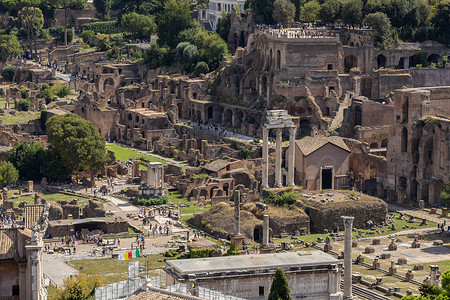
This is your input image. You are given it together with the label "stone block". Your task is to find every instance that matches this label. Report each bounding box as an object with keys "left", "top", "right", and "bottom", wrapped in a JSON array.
[
  {"left": 352, "top": 241, "right": 358, "bottom": 248},
  {"left": 389, "top": 267, "right": 397, "bottom": 275},
  {"left": 414, "top": 264, "right": 424, "bottom": 271},
  {"left": 27, "top": 180, "right": 33, "bottom": 193},
  {"left": 324, "top": 243, "right": 333, "bottom": 252},
  {"left": 388, "top": 243, "right": 397, "bottom": 251},
  {"left": 398, "top": 258, "right": 407, "bottom": 265},
  {"left": 372, "top": 261, "right": 381, "bottom": 269},
  {"left": 405, "top": 271, "right": 414, "bottom": 281},
  {"left": 430, "top": 208, "right": 437, "bottom": 214},
  {"left": 365, "top": 247, "right": 375, "bottom": 254},
  {"left": 442, "top": 208, "right": 448, "bottom": 217},
  {"left": 372, "top": 238, "right": 381, "bottom": 245},
  {"left": 418, "top": 200, "right": 425, "bottom": 209},
  {"left": 381, "top": 253, "right": 391, "bottom": 259},
  {"left": 433, "top": 240, "right": 444, "bottom": 246}
]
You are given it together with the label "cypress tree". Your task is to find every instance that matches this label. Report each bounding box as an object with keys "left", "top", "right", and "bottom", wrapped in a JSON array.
[{"left": 268, "top": 268, "right": 292, "bottom": 300}]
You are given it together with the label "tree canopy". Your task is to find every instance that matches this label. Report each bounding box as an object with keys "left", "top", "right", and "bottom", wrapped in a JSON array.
[
  {"left": 157, "top": 0, "right": 194, "bottom": 48},
  {"left": 273, "top": 0, "right": 295, "bottom": 25},
  {"left": 0, "top": 161, "right": 19, "bottom": 187},
  {"left": 300, "top": 0, "right": 320, "bottom": 23},
  {"left": 268, "top": 268, "right": 292, "bottom": 300},
  {"left": 0, "top": 35, "right": 22, "bottom": 61},
  {"left": 364, "top": 12, "right": 392, "bottom": 48},
  {"left": 121, "top": 12, "right": 156, "bottom": 39},
  {"left": 46, "top": 113, "right": 106, "bottom": 174}
]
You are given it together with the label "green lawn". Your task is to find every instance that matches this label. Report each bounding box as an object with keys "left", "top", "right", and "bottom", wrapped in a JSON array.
[
  {"left": 11, "top": 191, "right": 91, "bottom": 207},
  {"left": 168, "top": 192, "right": 210, "bottom": 214},
  {"left": 106, "top": 144, "right": 168, "bottom": 169},
  {"left": 67, "top": 253, "right": 168, "bottom": 284},
  {"left": 0, "top": 110, "right": 39, "bottom": 124},
  {"left": 0, "top": 97, "right": 15, "bottom": 109}
]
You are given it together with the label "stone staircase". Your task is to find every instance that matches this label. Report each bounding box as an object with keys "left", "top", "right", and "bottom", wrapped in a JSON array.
[{"left": 329, "top": 92, "right": 352, "bottom": 131}]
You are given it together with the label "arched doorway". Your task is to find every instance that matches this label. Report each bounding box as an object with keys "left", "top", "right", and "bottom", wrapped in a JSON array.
[
  {"left": 409, "top": 55, "right": 420, "bottom": 68},
  {"left": 427, "top": 54, "right": 440, "bottom": 65},
  {"left": 276, "top": 50, "right": 281, "bottom": 69},
  {"left": 235, "top": 110, "right": 244, "bottom": 128},
  {"left": 381, "top": 139, "right": 388, "bottom": 148},
  {"left": 200, "top": 189, "right": 209, "bottom": 199},
  {"left": 223, "top": 183, "right": 229, "bottom": 196},
  {"left": 411, "top": 180, "right": 418, "bottom": 202},
  {"left": 344, "top": 55, "right": 357, "bottom": 73},
  {"left": 103, "top": 78, "right": 115, "bottom": 90},
  {"left": 253, "top": 225, "right": 262, "bottom": 243},
  {"left": 223, "top": 109, "right": 233, "bottom": 125},
  {"left": 377, "top": 54, "right": 386, "bottom": 69}
]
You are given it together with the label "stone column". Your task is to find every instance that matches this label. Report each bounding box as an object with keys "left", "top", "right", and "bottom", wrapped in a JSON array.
[
  {"left": 262, "top": 214, "right": 269, "bottom": 247},
  {"left": 430, "top": 265, "right": 439, "bottom": 286},
  {"left": 275, "top": 128, "right": 283, "bottom": 188},
  {"left": 262, "top": 128, "right": 269, "bottom": 188},
  {"left": 234, "top": 190, "right": 241, "bottom": 235},
  {"left": 26, "top": 240, "right": 44, "bottom": 300},
  {"left": 288, "top": 127, "right": 296, "bottom": 186},
  {"left": 342, "top": 216, "right": 354, "bottom": 300}
]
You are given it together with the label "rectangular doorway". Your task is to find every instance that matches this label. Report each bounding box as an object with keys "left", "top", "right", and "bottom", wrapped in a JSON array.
[{"left": 321, "top": 167, "right": 333, "bottom": 190}]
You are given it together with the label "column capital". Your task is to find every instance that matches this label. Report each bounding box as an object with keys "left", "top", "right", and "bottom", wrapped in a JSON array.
[
  {"left": 276, "top": 127, "right": 283, "bottom": 134},
  {"left": 289, "top": 126, "right": 297, "bottom": 134}
]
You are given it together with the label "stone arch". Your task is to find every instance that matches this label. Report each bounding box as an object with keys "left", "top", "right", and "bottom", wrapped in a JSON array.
[
  {"left": 381, "top": 138, "right": 388, "bottom": 148},
  {"left": 377, "top": 54, "right": 386, "bottom": 69},
  {"left": 411, "top": 179, "right": 419, "bottom": 202},
  {"left": 253, "top": 225, "right": 263, "bottom": 243},
  {"left": 235, "top": 110, "right": 244, "bottom": 128},
  {"left": 215, "top": 106, "right": 224, "bottom": 122},
  {"left": 350, "top": 42, "right": 354, "bottom": 46},
  {"left": 370, "top": 142, "right": 378, "bottom": 149},
  {"left": 103, "top": 77, "right": 115, "bottom": 90},
  {"left": 223, "top": 109, "right": 233, "bottom": 125},
  {"left": 427, "top": 54, "right": 440, "bottom": 64},
  {"left": 199, "top": 189, "right": 209, "bottom": 199},
  {"left": 396, "top": 57, "right": 405, "bottom": 69},
  {"left": 355, "top": 42, "right": 360, "bottom": 47},
  {"left": 207, "top": 106, "right": 214, "bottom": 120},
  {"left": 128, "top": 113, "right": 132, "bottom": 121},
  {"left": 210, "top": 186, "right": 221, "bottom": 197},
  {"left": 401, "top": 127, "right": 408, "bottom": 152},
  {"left": 276, "top": 50, "right": 281, "bottom": 69},
  {"left": 354, "top": 105, "right": 362, "bottom": 126},
  {"left": 135, "top": 115, "right": 139, "bottom": 123},
  {"left": 344, "top": 55, "right": 357, "bottom": 73},
  {"left": 409, "top": 55, "right": 420, "bottom": 68}
]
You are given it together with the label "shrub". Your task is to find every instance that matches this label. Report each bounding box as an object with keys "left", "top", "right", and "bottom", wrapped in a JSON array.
[
  {"left": 57, "top": 85, "right": 71, "bottom": 98},
  {"left": 263, "top": 191, "right": 298, "bottom": 206},
  {"left": 81, "top": 30, "right": 95, "bottom": 43},
  {"left": 18, "top": 99, "right": 31, "bottom": 111},
  {"left": 133, "top": 196, "right": 168, "bottom": 206},
  {"left": 81, "top": 21, "right": 121, "bottom": 34},
  {"left": 190, "top": 248, "right": 220, "bottom": 258},
  {"left": 194, "top": 61, "right": 209, "bottom": 76},
  {"left": 239, "top": 147, "right": 253, "bottom": 159},
  {"left": 1, "top": 65, "right": 17, "bottom": 82},
  {"left": 190, "top": 173, "right": 209, "bottom": 181}
]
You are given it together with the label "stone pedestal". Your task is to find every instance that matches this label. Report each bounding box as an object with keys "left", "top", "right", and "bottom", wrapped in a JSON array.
[
  {"left": 372, "top": 260, "right": 381, "bottom": 269},
  {"left": 365, "top": 247, "right": 375, "bottom": 254},
  {"left": 430, "top": 265, "right": 440, "bottom": 286},
  {"left": 342, "top": 216, "right": 354, "bottom": 300},
  {"left": 411, "top": 239, "right": 421, "bottom": 248},
  {"left": 27, "top": 180, "right": 34, "bottom": 193},
  {"left": 352, "top": 241, "right": 358, "bottom": 248},
  {"left": 442, "top": 208, "right": 448, "bottom": 217},
  {"left": 388, "top": 242, "right": 398, "bottom": 251},
  {"left": 405, "top": 270, "right": 414, "bottom": 281},
  {"left": 324, "top": 243, "right": 333, "bottom": 252},
  {"left": 230, "top": 235, "right": 244, "bottom": 249},
  {"left": 389, "top": 261, "right": 397, "bottom": 275},
  {"left": 418, "top": 200, "right": 425, "bottom": 209},
  {"left": 430, "top": 208, "right": 437, "bottom": 214},
  {"left": 259, "top": 246, "right": 276, "bottom": 254},
  {"left": 372, "top": 238, "right": 380, "bottom": 245},
  {"left": 398, "top": 258, "right": 407, "bottom": 265}
]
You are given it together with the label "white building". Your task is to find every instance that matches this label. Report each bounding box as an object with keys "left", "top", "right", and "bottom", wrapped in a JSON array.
[{"left": 208, "top": 0, "right": 245, "bottom": 32}]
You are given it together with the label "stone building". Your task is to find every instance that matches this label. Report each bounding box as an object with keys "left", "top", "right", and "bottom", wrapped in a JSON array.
[
  {"left": 294, "top": 136, "right": 350, "bottom": 190},
  {"left": 207, "top": 0, "right": 245, "bottom": 32},
  {"left": 385, "top": 86, "right": 450, "bottom": 204},
  {"left": 164, "top": 251, "right": 342, "bottom": 300}
]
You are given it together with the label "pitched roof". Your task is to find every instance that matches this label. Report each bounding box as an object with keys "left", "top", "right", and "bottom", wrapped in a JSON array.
[
  {"left": 202, "top": 160, "right": 231, "bottom": 172},
  {"left": 295, "top": 136, "right": 350, "bottom": 156},
  {"left": 128, "top": 287, "right": 204, "bottom": 300}
]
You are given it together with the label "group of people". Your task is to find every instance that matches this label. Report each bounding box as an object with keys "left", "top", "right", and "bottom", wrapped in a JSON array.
[
  {"left": 188, "top": 120, "right": 236, "bottom": 137},
  {"left": 0, "top": 206, "right": 17, "bottom": 228},
  {"left": 256, "top": 24, "right": 334, "bottom": 39}
]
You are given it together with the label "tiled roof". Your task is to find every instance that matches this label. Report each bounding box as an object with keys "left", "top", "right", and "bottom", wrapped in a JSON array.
[
  {"left": 295, "top": 136, "right": 350, "bottom": 156},
  {"left": 202, "top": 160, "right": 230, "bottom": 172}
]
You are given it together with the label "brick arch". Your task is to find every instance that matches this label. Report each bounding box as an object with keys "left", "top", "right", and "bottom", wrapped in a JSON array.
[{"left": 98, "top": 75, "right": 119, "bottom": 92}]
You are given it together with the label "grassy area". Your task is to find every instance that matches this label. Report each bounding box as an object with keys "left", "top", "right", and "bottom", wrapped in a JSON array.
[
  {"left": 0, "top": 110, "right": 40, "bottom": 124},
  {"left": 271, "top": 212, "right": 438, "bottom": 246},
  {"left": 106, "top": 144, "right": 168, "bottom": 169},
  {"left": 0, "top": 97, "right": 16, "bottom": 109},
  {"left": 168, "top": 192, "right": 210, "bottom": 215},
  {"left": 11, "top": 191, "right": 91, "bottom": 207},
  {"left": 67, "top": 253, "right": 168, "bottom": 285}
]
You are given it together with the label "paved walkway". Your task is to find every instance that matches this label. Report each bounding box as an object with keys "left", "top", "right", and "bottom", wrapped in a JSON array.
[{"left": 43, "top": 253, "right": 79, "bottom": 287}]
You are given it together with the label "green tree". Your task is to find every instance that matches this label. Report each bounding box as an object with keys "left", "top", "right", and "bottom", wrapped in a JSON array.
[
  {"left": 364, "top": 12, "right": 392, "bottom": 48},
  {"left": 121, "top": 12, "right": 156, "bottom": 39},
  {"left": 93, "top": 0, "right": 111, "bottom": 19},
  {"left": 18, "top": 6, "right": 44, "bottom": 55},
  {"left": 8, "top": 142, "right": 47, "bottom": 179},
  {"left": 95, "top": 33, "right": 111, "bottom": 51},
  {"left": 300, "top": 0, "right": 320, "bottom": 23},
  {"left": 18, "top": 99, "right": 31, "bottom": 111},
  {"left": 40, "top": 28, "right": 52, "bottom": 43},
  {"left": 46, "top": 113, "right": 106, "bottom": 173},
  {"left": 0, "top": 161, "right": 19, "bottom": 187},
  {"left": 55, "top": 273, "right": 104, "bottom": 300},
  {"left": 341, "top": 0, "right": 362, "bottom": 26},
  {"left": 157, "top": 0, "right": 194, "bottom": 48},
  {"left": 80, "top": 29, "right": 94, "bottom": 43},
  {"left": 319, "top": 0, "right": 341, "bottom": 24},
  {"left": 442, "top": 270, "right": 450, "bottom": 292},
  {"left": 216, "top": 11, "right": 231, "bottom": 42},
  {"left": 248, "top": 0, "right": 275, "bottom": 24},
  {"left": 268, "top": 268, "right": 292, "bottom": 300},
  {"left": 273, "top": 0, "right": 295, "bottom": 25},
  {"left": 194, "top": 61, "right": 209, "bottom": 75},
  {"left": 1, "top": 65, "right": 18, "bottom": 81},
  {"left": 432, "top": 0, "right": 450, "bottom": 45},
  {"left": 143, "top": 41, "right": 173, "bottom": 68},
  {"left": 0, "top": 35, "right": 22, "bottom": 62}
]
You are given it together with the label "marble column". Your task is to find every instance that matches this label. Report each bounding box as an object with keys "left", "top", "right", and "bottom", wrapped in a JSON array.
[
  {"left": 262, "top": 214, "right": 269, "bottom": 247},
  {"left": 342, "top": 216, "right": 354, "bottom": 300},
  {"left": 26, "top": 240, "right": 45, "bottom": 300},
  {"left": 430, "top": 265, "right": 439, "bottom": 286},
  {"left": 288, "top": 127, "right": 296, "bottom": 186},
  {"left": 275, "top": 128, "right": 283, "bottom": 188},
  {"left": 262, "top": 128, "right": 269, "bottom": 188}
]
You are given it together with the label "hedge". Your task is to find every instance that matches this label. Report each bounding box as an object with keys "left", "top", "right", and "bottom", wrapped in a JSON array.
[{"left": 81, "top": 21, "right": 121, "bottom": 34}]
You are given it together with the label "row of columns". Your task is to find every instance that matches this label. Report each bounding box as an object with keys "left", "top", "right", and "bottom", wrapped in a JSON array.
[{"left": 262, "top": 126, "right": 296, "bottom": 188}]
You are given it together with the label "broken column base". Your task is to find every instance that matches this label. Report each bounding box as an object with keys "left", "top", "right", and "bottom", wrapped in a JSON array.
[
  {"left": 260, "top": 245, "right": 276, "bottom": 254},
  {"left": 230, "top": 235, "right": 244, "bottom": 249},
  {"left": 389, "top": 267, "right": 397, "bottom": 275}
]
